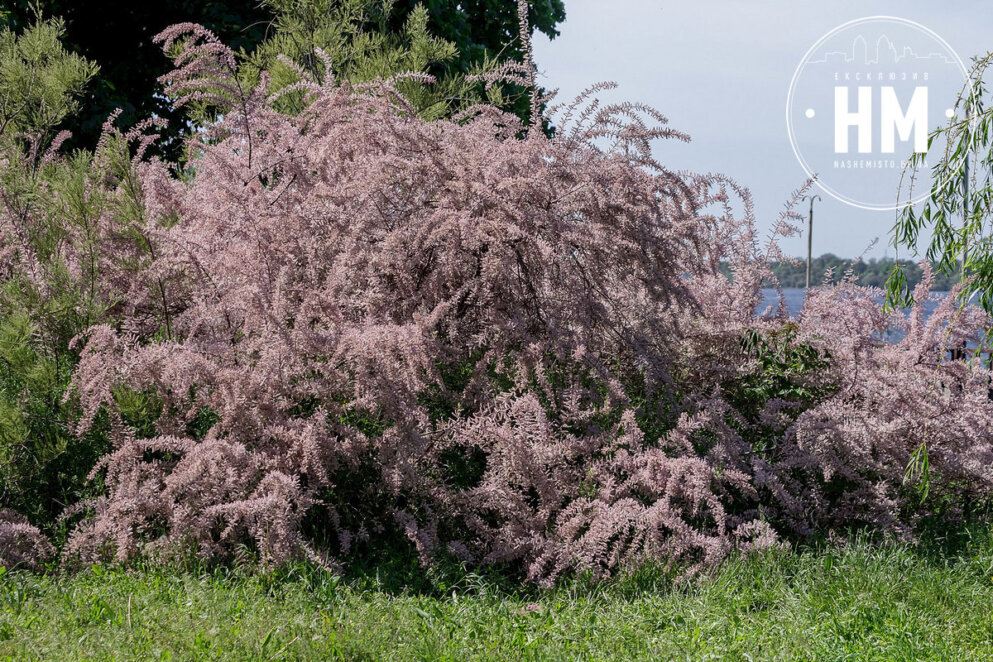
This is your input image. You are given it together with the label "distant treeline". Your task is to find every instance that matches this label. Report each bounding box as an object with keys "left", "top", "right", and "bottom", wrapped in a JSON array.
[
  {"left": 716, "top": 255, "right": 961, "bottom": 291},
  {"left": 767, "top": 255, "right": 961, "bottom": 291}
]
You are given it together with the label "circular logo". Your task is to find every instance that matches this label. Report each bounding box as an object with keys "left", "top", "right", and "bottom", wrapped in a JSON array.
[{"left": 786, "top": 17, "right": 969, "bottom": 210}]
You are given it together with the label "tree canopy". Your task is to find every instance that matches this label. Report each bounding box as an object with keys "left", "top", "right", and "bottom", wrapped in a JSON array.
[{"left": 1, "top": 0, "right": 565, "bottom": 155}]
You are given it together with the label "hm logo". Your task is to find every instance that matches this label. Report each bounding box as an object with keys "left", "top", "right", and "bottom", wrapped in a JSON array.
[{"left": 834, "top": 86, "right": 928, "bottom": 154}]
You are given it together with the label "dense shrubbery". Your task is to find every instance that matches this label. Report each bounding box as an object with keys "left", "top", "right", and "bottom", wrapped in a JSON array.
[
  {"left": 0, "top": 17, "right": 113, "bottom": 536},
  {"left": 2, "top": 3, "right": 993, "bottom": 583}
]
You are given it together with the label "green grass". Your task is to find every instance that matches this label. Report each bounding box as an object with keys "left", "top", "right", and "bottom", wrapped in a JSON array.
[{"left": 3, "top": 529, "right": 993, "bottom": 661}]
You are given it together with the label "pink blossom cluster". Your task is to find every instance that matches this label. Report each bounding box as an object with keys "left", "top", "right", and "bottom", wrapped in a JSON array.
[
  {"left": 0, "top": 510, "right": 53, "bottom": 571},
  {"left": 3, "top": 21, "right": 992, "bottom": 583}
]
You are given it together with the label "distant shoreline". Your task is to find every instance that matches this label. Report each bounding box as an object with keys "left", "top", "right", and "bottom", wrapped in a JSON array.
[
  {"left": 723, "top": 255, "right": 961, "bottom": 291},
  {"left": 772, "top": 256, "right": 960, "bottom": 290}
]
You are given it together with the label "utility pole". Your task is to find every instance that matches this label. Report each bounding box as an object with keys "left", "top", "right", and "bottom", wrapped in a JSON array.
[{"left": 802, "top": 195, "right": 821, "bottom": 289}]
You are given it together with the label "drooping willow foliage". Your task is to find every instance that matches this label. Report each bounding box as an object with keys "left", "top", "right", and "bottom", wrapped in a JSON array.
[{"left": 889, "top": 51, "right": 993, "bottom": 311}]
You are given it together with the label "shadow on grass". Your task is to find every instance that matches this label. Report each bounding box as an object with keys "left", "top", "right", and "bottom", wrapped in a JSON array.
[{"left": 13, "top": 507, "right": 993, "bottom": 607}]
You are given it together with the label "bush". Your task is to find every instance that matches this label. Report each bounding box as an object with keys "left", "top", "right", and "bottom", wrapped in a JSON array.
[
  {"left": 0, "top": 509, "right": 52, "bottom": 570},
  {"left": 51, "top": 19, "right": 993, "bottom": 584},
  {"left": 0, "top": 17, "right": 111, "bottom": 534},
  {"left": 4, "top": 4, "right": 993, "bottom": 584}
]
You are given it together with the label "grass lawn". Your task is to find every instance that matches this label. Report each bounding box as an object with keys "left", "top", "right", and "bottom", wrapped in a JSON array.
[{"left": 3, "top": 529, "right": 993, "bottom": 661}]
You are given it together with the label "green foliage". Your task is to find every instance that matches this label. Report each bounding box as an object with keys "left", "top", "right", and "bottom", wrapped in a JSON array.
[
  {"left": 1, "top": 0, "right": 269, "bottom": 158},
  {"left": 735, "top": 324, "right": 834, "bottom": 413},
  {"left": 0, "top": 16, "right": 96, "bottom": 145},
  {"left": 390, "top": 0, "right": 565, "bottom": 75},
  {"left": 1, "top": 1, "right": 565, "bottom": 157},
  {"left": 0, "top": 21, "right": 167, "bottom": 533},
  {"left": 3, "top": 528, "right": 993, "bottom": 659},
  {"left": 112, "top": 386, "right": 162, "bottom": 441},
  {"left": 726, "top": 324, "right": 836, "bottom": 458},
  {"left": 0, "top": 308, "right": 109, "bottom": 532},
  {"left": 888, "top": 52, "right": 993, "bottom": 310},
  {"left": 886, "top": 57, "right": 993, "bottom": 491},
  {"left": 387, "top": 0, "right": 566, "bottom": 124},
  {"left": 0, "top": 139, "right": 166, "bottom": 530},
  {"left": 243, "top": 0, "right": 507, "bottom": 122},
  {"left": 0, "top": 19, "right": 109, "bottom": 531}
]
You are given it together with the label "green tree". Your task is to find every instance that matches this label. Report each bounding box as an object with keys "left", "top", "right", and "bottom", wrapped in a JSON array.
[
  {"left": 391, "top": 0, "right": 565, "bottom": 72},
  {"left": 2, "top": 1, "right": 566, "bottom": 157},
  {"left": 888, "top": 53, "right": 993, "bottom": 310},
  {"left": 245, "top": 0, "right": 467, "bottom": 121},
  {"left": 0, "top": 17, "right": 107, "bottom": 531},
  {"left": 387, "top": 0, "right": 565, "bottom": 123},
  {"left": 1, "top": 1, "right": 270, "bottom": 157},
  {"left": 0, "top": 15, "right": 96, "bottom": 149}
]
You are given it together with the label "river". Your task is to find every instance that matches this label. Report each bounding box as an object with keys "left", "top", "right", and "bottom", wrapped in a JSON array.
[{"left": 758, "top": 288, "right": 951, "bottom": 320}]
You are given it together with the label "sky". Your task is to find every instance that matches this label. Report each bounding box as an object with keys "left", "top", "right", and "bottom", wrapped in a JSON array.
[{"left": 531, "top": 1, "right": 993, "bottom": 260}]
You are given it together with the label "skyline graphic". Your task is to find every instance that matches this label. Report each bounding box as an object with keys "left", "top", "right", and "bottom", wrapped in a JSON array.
[{"left": 807, "top": 34, "right": 958, "bottom": 66}]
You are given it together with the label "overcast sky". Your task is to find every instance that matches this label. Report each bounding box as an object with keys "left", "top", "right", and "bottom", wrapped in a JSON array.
[{"left": 532, "top": 1, "right": 993, "bottom": 259}]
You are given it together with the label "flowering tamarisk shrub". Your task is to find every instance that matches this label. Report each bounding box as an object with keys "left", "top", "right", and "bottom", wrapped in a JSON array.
[
  {"left": 787, "top": 272, "right": 993, "bottom": 533},
  {"left": 0, "top": 510, "right": 53, "bottom": 571},
  {"left": 51, "top": 22, "right": 993, "bottom": 583}
]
